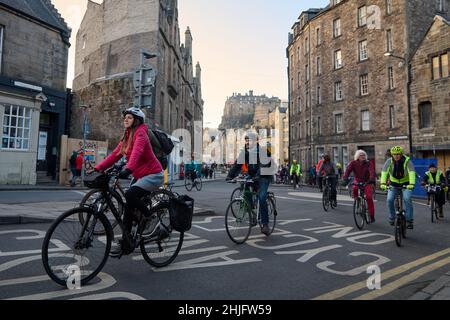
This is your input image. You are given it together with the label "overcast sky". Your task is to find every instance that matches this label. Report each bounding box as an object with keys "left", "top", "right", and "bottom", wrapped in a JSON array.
[{"left": 52, "top": 0, "right": 329, "bottom": 128}]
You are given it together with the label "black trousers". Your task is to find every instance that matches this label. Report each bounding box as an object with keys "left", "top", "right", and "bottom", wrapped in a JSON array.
[{"left": 123, "top": 186, "right": 151, "bottom": 236}]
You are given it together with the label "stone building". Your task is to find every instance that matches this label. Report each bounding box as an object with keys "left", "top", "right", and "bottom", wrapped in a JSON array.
[
  {"left": 287, "top": 0, "right": 450, "bottom": 173},
  {"left": 71, "top": 0, "right": 203, "bottom": 169},
  {"left": 410, "top": 15, "right": 450, "bottom": 171},
  {"left": 219, "top": 91, "right": 281, "bottom": 130},
  {"left": 0, "top": 0, "right": 70, "bottom": 185}
]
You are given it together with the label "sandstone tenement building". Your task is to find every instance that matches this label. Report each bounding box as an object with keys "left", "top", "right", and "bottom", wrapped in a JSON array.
[{"left": 287, "top": 0, "right": 449, "bottom": 172}]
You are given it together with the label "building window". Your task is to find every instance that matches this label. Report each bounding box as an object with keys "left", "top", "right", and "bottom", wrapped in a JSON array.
[
  {"left": 2, "top": 105, "right": 32, "bottom": 150},
  {"left": 388, "top": 67, "right": 395, "bottom": 89},
  {"left": 389, "top": 105, "right": 396, "bottom": 129},
  {"left": 437, "top": 0, "right": 446, "bottom": 12},
  {"left": 386, "top": 0, "right": 393, "bottom": 14},
  {"left": 386, "top": 29, "right": 393, "bottom": 52},
  {"left": 317, "top": 147, "right": 325, "bottom": 163},
  {"left": 317, "top": 117, "right": 322, "bottom": 135},
  {"left": 360, "top": 74, "right": 369, "bottom": 96},
  {"left": 306, "top": 88, "right": 309, "bottom": 108},
  {"left": 342, "top": 146, "right": 349, "bottom": 166},
  {"left": 0, "top": 26, "right": 4, "bottom": 73},
  {"left": 419, "top": 102, "right": 432, "bottom": 129},
  {"left": 298, "top": 97, "right": 301, "bottom": 113},
  {"left": 298, "top": 72, "right": 301, "bottom": 89},
  {"left": 305, "top": 64, "right": 310, "bottom": 81},
  {"left": 306, "top": 120, "right": 310, "bottom": 137},
  {"left": 317, "top": 56, "right": 321, "bottom": 75},
  {"left": 333, "top": 147, "right": 339, "bottom": 164},
  {"left": 334, "top": 50, "right": 342, "bottom": 69},
  {"left": 361, "top": 110, "right": 370, "bottom": 131},
  {"left": 335, "top": 81, "right": 343, "bottom": 101},
  {"left": 317, "top": 86, "right": 321, "bottom": 105},
  {"left": 305, "top": 37, "right": 309, "bottom": 54},
  {"left": 358, "top": 6, "right": 367, "bottom": 27},
  {"left": 432, "top": 53, "right": 449, "bottom": 79},
  {"left": 333, "top": 18, "right": 341, "bottom": 38},
  {"left": 317, "top": 28, "right": 321, "bottom": 46},
  {"left": 299, "top": 123, "right": 302, "bottom": 139},
  {"left": 335, "top": 113, "right": 344, "bottom": 133},
  {"left": 359, "top": 40, "right": 368, "bottom": 61},
  {"left": 334, "top": 0, "right": 342, "bottom": 5}
]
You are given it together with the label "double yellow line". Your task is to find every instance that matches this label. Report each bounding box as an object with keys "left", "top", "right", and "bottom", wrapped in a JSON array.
[{"left": 313, "top": 247, "right": 450, "bottom": 300}]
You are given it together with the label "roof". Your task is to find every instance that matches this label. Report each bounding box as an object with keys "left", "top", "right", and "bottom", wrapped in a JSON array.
[{"left": 0, "top": 0, "right": 70, "bottom": 42}]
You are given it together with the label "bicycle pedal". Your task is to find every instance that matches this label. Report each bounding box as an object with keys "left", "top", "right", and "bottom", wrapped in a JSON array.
[{"left": 109, "top": 252, "right": 123, "bottom": 259}]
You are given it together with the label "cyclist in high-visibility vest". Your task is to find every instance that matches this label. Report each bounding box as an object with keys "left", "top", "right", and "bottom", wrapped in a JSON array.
[
  {"left": 421, "top": 163, "right": 448, "bottom": 218},
  {"left": 380, "top": 146, "right": 416, "bottom": 229}
]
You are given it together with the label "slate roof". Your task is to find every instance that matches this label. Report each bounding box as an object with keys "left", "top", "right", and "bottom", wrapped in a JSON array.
[{"left": 0, "top": 0, "right": 70, "bottom": 41}]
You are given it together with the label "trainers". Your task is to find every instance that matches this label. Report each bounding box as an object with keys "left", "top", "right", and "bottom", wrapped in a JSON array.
[
  {"left": 370, "top": 216, "right": 375, "bottom": 224},
  {"left": 439, "top": 208, "right": 444, "bottom": 218},
  {"left": 389, "top": 219, "right": 395, "bottom": 226},
  {"left": 110, "top": 240, "right": 123, "bottom": 258},
  {"left": 407, "top": 221, "right": 414, "bottom": 230},
  {"left": 261, "top": 224, "right": 270, "bottom": 236}
]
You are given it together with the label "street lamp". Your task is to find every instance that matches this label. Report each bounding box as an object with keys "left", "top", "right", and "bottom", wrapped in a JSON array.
[{"left": 384, "top": 52, "right": 413, "bottom": 156}]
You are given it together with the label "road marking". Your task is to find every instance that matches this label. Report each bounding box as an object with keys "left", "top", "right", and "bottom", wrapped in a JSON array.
[
  {"left": 312, "top": 247, "right": 450, "bottom": 300},
  {"left": 276, "top": 196, "right": 353, "bottom": 207},
  {"left": 73, "top": 191, "right": 87, "bottom": 197},
  {"left": 354, "top": 256, "right": 450, "bottom": 300},
  {"left": 71, "top": 292, "right": 145, "bottom": 300}
]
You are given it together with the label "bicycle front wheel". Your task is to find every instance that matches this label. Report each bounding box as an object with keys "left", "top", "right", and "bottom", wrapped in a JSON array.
[
  {"left": 394, "top": 216, "right": 403, "bottom": 247},
  {"left": 195, "top": 178, "right": 203, "bottom": 191},
  {"left": 42, "top": 207, "right": 113, "bottom": 287},
  {"left": 265, "top": 196, "right": 277, "bottom": 235},
  {"left": 431, "top": 195, "right": 437, "bottom": 223},
  {"left": 79, "top": 189, "right": 122, "bottom": 235},
  {"left": 185, "top": 178, "right": 193, "bottom": 192},
  {"left": 353, "top": 199, "right": 365, "bottom": 230},
  {"left": 140, "top": 203, "right": 184, "bottom": 268},
  {"left": 230, "top": 187, "right": 243, "bottom": 202},
  {"left": 225, "top": 199, "right": 252, "bottom": 244},
  {"left": 322, "top": 188, "right": 330, "bottom": 212}
]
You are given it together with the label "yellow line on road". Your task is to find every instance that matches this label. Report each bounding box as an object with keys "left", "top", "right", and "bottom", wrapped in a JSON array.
[
  {"left": 312, "top": 247, "right": 450, "bottom": 300},
  {"left": 354, "top": 256, "right": 450, "bottom": 300}
]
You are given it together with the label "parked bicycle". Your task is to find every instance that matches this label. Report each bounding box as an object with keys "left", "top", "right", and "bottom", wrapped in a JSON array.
[
  {"left": 225, "top": 178, "right": 277, "bottom": 244},
  {"left": 322, "top": 176, "right": 337, "bottom": 212},
  {"left": 42, "top": 168, "right": 190, "bottom": 287},
  {"left": 352, "top": 182, "right": 372, "bottom": 230}
]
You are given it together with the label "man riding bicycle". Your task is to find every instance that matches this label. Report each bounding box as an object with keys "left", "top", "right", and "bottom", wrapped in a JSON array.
[
  {"left": 342, "top": 150, "right": 377, "bottom": 223},
  {"left": 380, "top": 146, "right": 416, "bottom": 229},
  {"left": 421, "top": 163, "right": 448, "bottom": 218},
  {"left": 186, "top": 155, "right": 198, "bottom": 182},
  {"left": 226, "top": 133, "right": 274, "bottom": 236},
  {"left": 290, "top": 160, "right": 302, "bottom": 189}
]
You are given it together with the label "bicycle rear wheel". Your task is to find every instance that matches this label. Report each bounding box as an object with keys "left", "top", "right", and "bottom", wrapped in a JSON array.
[
  {"left": 42, "top": 207, "right": 113, "bottom": 286},
  {"left": 353, "top": 199, "right": 365, "bottom": 230},
  {"left": 322, "top": 188, "right": 330, "bottom": 212},
  {"left": 185, "top": 178, "right": 193, "bottom": 192},
  {"left": 225, "top": 199, "right": 252, "bottom": 244},
  {"left": 140, "top": 202, "right": 184, "bottom": 268}
]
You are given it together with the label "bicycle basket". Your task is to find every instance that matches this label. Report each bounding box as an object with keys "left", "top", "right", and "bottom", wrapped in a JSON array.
[
  {"left": 84, "top": 172, "right": 110, "bottom": 189},
  {"left": 169, "top": 195, "right": 194, "bottom": 232}
]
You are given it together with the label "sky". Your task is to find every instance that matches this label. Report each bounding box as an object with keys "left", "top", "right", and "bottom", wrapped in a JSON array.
[{"left": 52, "top": 0, "right": 329, "bottom": 128}]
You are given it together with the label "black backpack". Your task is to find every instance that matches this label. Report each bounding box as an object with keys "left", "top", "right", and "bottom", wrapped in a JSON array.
[
  {"left": 149, "top": 129, "right": 175, "bottom": 170},
  {"left": 69, "top": 154, "right": 77, "bottom": 167}
]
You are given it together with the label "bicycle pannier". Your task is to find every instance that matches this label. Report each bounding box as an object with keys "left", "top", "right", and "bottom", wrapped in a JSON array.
[
  {"left": 84, "top": 172, "right": 110, "bottom": 189},
  {"left": 169, "top": 195, "right": 194, "bottom": 232}
]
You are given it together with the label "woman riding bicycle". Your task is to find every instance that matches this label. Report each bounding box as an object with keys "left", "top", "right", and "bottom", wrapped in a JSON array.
[
  {"left": 95, "top": 107, "right": 164, "bottom": 256},
  {"left": 317, "top": 155, "right": 338, "bottom": 207},
  {"left": 342, "top": 150, "right": 377, "bottom": 223},
  {"left": 421, "top": 163, "right": 448, "bottom": 219}
]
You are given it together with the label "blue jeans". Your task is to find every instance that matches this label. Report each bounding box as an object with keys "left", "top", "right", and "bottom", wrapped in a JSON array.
[
  {"left": 257, "top": 177, "right": 271, "bottom": 225},
  {"left": 387, "top": 188, "right": 414, "bottom": 222}
]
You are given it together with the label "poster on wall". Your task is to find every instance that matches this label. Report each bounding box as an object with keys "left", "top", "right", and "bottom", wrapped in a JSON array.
[
  {"left": 38, "top": 131, "right": 47, "bottom": 161},
  {"left": 85, "top": 149, "right": 95, "bottom": 161}
]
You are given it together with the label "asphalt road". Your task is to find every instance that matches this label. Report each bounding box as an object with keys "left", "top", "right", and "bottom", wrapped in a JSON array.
[{"left": 1, "top": 181, "right": 450, "bottom": 301}]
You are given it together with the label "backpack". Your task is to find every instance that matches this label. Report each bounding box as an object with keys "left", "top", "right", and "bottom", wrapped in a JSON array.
[
  {"left": 69, "top": 154, "right": 77, "bottom": 167},
  {"left": 149, "top": 129, "right": 175, "bottom": 170}
]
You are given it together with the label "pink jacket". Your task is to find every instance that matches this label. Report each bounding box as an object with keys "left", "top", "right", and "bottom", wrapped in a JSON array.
[{"left": 95, "top": 124, "right": 163, "bottom": 179}]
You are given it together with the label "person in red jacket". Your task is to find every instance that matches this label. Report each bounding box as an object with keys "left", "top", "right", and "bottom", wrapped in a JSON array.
[
  {"left": 342, "top": 150, "right": 377, "bottom": 223},
  {"left": 95, "top": 107, "right": 164, "bottom": 257},
  {"left": 316, "top": 154, "right": 325, "bottom": 192}
]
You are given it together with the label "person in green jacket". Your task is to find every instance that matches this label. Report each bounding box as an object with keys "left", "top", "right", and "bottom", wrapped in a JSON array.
[
  {"left": 290, "top": 160, "right": 302, "bottom": 189},
  {"left": 380, "top": 146, "right": 416, "bottom": 229},
  {"left": 421, "top": 163, "right": 448, "bottom": 218}
]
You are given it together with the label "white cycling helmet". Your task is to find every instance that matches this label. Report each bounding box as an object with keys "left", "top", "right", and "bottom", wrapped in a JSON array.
[{"left": 123, "top": 107, "right": 145, "bottom": 121}]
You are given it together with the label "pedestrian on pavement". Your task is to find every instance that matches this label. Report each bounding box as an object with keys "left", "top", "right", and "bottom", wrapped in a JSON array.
[
  {"left": 308, "top": 165, "right": 316, "bottom": 186},
  {"left": 95, "top": 107, "right": 164, "bottom": 257},
  {"left": 74, "top": 151, "right": 84, "bottom": 186},
  {"left": 342, "top": 150, "right": 377, "bottom": 223},
  {"left": 446, "top": 166, "right": 450, "bottom": 201},
  {"left": 69, "top": 151, "right": 78, "bottom": 187}
]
